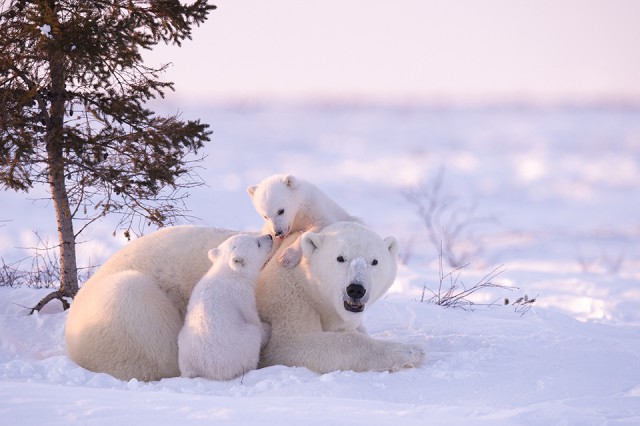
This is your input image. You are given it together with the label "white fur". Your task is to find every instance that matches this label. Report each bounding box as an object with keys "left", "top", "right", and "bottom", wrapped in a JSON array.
[
  {"left": 65, "top": 225, "right": 238, "bottom": 381},
  {"left": 256, "top": 221, "right": 425, "bottom": 373},
  {"left": 247, "top": 174, "right": 360, "bottom": 267},
  {"left": 178, "top": 234, "right": 273, "bottom": 380},
  {"left": 65, "top": 223, "right": 423, "bottom": 381}
]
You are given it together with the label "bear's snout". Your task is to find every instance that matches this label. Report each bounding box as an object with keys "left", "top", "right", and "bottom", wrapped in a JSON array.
[
  {"left": 272, "top": 224, "right": 290, "bottom": 239},
  {"left": 346, "top": 283, "right": 366, "bottom": 300}
]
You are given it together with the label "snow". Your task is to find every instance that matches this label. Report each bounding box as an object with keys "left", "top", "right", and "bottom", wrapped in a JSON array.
[
  {"left": 38, "top": 23, "right": 53, "bottom": 39},
  {"left": 1, "top": 104, "right": 640, "bottom": 424}
]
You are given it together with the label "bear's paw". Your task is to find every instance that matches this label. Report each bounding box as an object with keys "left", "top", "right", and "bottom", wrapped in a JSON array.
[
  {"left": 386, "top": 342, "right": 426, "bottom": 371},
  {"left": 279, "top": 246, "right": 303, "bottom": 269}
]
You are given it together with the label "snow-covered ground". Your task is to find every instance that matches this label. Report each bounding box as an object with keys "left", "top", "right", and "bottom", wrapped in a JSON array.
[{"left": 1, "top": 104, "right": 639, "bottom": 424}]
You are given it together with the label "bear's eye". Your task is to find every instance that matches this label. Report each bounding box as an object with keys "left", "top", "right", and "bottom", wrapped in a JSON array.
[
  {"left": 336, "top": 256, "right": 346, "bottom": 263},
  {"left": 277, "top": 209, "right": 285, "bottom": 215},
  {"left": 371, "top": 259, "right": 378, "bottom": 266}
]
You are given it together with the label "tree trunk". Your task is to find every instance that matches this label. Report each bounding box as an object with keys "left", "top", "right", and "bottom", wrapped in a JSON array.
[
  {"left": 48, "top": 29, "right": 78, "bottom": 301},
  {"left": 47, "top": 132, "right": 79, "bottom": 300},
  {"left": 32, "top": 1, "right": 79, "bottom": 312}
]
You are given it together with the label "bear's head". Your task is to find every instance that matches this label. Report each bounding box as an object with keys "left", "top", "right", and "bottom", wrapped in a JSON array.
[
  {"left": 247, "top": 174, "right": 303, "bottom": 239},
  {"left": 208, "top": 234, "right": 273, "bottom": 280},
  {"left": 299, "top": 222, "right": 399, "bottom": 327}
]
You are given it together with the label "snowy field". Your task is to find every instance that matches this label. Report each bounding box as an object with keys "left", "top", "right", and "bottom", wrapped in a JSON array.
[{"left": 1, "top": 104, "right": 640, "bottom": 424}]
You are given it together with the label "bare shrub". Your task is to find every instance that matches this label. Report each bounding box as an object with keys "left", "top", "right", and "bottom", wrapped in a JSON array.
[
  {"left": 577, "top": 250, "right": 624, "bottom": 275},
  {"left": 420, "top": 247, "right": 536, "bottom": 315},
  {"left": 403, "top": 169, "right": 493, "bottom": 268},
  {"left": 420, "top": 245, "right": 512, "bottom": 309},
  {"left": 0, "top": 232, "right": 97, "bottom": 313},
  {"left": 508, "top": 294, "right": 538, "bottom": 316}
]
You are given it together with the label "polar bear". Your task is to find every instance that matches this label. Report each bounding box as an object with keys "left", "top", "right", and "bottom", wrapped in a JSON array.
[
  {"left": 65, "top": 225, "right": 238, "bottom": 381},
  {"left": 257, "top": 221, "right": 425, "bottom": 373},
  {"left": 247, "top": 174, "right": 359, "bottom": 267},
  {"left": 178, "top": 234, "right": 273, "bottom": 380}
]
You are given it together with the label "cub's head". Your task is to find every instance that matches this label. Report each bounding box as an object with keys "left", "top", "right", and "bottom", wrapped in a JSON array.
[
  {"left": 300, "top": 222, "right": 399, "bottom": 326},
  {"left": 247, "top": 174, "right": 304, "bottom": 239},
  {"left": 208, "top": 234, "right": 273, "bottom": 279}
]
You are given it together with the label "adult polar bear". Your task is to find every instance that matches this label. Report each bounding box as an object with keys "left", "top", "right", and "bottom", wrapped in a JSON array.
[
  {"left": 258, "top": 222, "right": 425, "bottom": 372},
  {"left": 65, "top": 223, "right": 424, "bottom": 381}
]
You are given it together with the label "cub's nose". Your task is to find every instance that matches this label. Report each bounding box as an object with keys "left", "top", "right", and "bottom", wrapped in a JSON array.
[{"left": 346, "top": 283, "right": 366, "bottom": 300}]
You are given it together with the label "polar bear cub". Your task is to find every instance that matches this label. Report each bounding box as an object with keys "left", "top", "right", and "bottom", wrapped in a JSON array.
[
  {"left": 247, "top": 174, "right": 360, "bottom": 267},
  {"left": 178, "top": 233, "right": 273, "bottom": 380}
]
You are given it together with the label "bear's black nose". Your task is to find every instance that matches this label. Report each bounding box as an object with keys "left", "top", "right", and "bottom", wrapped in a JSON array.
[{"left": 346, "top": 283, "right": 366, "bottom": 300}]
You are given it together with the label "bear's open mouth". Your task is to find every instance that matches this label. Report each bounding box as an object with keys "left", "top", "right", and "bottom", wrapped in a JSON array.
[{"left": 344, "top": 300, "right": 365, "bottom": 313}]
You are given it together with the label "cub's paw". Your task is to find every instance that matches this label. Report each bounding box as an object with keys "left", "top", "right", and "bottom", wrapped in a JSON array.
[{"left": 279, "top": 247, "right": 302, "bottom": 268}]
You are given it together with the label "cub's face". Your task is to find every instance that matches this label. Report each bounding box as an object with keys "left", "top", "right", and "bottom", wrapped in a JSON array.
[
  {"left": 208, "top": 234, "right": 273, "bottom": 278},
  {"left": 247, "top": 175, "right": 303, "bottom": 239},
  {"left": 300, "top": 223, "right": 399, "bottom": 325}
]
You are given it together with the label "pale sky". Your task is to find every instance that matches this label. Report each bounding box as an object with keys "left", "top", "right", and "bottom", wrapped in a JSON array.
[{"left": 145, "top": 0, "right": 640, "bottom": 104}]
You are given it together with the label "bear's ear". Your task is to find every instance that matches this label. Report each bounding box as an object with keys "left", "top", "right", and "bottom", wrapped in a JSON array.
[
  {"left": 208, "top": 248, "right": 220, "bottom": 263},
  {"left": 230, "top": 256, "right": 246, "bottom": 270},
  {"left": 283, "top": 175, "right": 298, "bottom": 190},
  {"left": 300, "top": 231, "right": 323, "bottom": 258},
  {"left": 247, "top": 185, "right": 257, "bottom": 198},
  {"left": 384, "top": 236, "right": 399, "bottom": 258}
]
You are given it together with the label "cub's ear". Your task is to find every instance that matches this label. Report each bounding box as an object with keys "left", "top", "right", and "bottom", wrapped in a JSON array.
[
  {"left": 247, "top": 185, "right": 258, "bottom": 198},
  {"left": 301, "top": 231, "right": 323, "bottom": 258},
  {"left": 384, "top": 236, "right": 399, "bottom": 258},
  {"left": 207, "top": 248, "right": 219, "bottom": 263},
  {"left": 230, "top": 256, "right": 246, "bottom": 270},
  {"left": 283, "top": 175, "right": 298, "bottom": 190}
]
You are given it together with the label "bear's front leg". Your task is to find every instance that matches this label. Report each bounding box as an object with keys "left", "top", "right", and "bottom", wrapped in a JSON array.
[{"left": 260, "top": 330, "right": 425, "bottom": 373}]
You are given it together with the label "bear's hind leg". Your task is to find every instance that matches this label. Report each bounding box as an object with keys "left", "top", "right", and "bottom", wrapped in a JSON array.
[{"left": 66, "top": 270, "right": 182, "bottom": 381}]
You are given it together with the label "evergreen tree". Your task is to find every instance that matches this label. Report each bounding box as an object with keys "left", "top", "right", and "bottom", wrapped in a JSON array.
[{"left": 0, "top": 0, "right": 216, "bottom": 311}]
